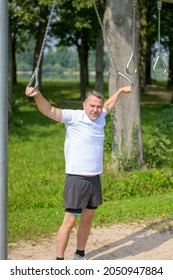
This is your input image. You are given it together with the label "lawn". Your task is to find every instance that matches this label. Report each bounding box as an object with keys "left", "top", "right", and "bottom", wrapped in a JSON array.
[{"left": 8, "top": 80, "right": 173, "bottom": 242}]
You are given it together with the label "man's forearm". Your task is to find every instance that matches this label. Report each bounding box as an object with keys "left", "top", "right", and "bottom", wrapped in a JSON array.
[{"left": 104, "top": 88, "right": 123, "bottom": 114}]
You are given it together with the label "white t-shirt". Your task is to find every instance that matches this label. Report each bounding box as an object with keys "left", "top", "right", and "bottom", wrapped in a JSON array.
[{"left": 61, "top": 108, "right": 107, "bottom": 175}]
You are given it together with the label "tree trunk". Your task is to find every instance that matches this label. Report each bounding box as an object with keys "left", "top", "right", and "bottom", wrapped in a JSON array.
[
  {"left": 95, "top": 26, "right": 104, "bottom": 94},
  {"left": 167, "top": 32, "right": 173, "bottom": 88},
  {"left": 145, "top": 6, "right": 152, "bottom": 85},
  {"left": 139, "top": 3, "right": 147, "bottom": 95},
  {"left": 105, "top": 0, "right": 144, "bottom": 170},
  {"left": 11, "top": 34, "right": 17, "bottom": 85},
  {"left": 8, "top": 17, "right": 13, "bottom": 117},
  {"left": 33, "top": 7, "right": 49, "bottom": 90},
  {"left": 9, "top": 0, "right": 17, "bottom": 86},
  {"left": 168, "top": 36, "right": 173, "bottom": 104},
  {"left": 95, "top": 0, "right": 105, "bottom": 94},
  {"left": 77, "top": 28, "right": 89, "bottom": 100},
  {"left": 145, "top": 46, "right": 152, "bottom": 84}
]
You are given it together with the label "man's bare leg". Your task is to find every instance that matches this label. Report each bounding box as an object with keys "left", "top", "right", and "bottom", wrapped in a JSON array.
[
  {"left": 56, "top": 212, "right": 77, "bottom": 259},
  {"left": 76, "top": 208, "right": 95, "bottom": 251}
]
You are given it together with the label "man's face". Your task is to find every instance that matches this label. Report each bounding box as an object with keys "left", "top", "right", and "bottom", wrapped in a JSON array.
[{"left": 83, "top": 95, "right": 103, "bottom": 121}]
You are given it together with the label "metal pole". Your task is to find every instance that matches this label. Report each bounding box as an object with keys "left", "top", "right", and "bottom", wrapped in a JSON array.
[{"left": 0, "top": 0, "right": 8, "bottom": 260}]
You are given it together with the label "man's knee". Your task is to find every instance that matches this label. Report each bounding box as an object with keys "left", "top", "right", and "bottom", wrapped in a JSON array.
[{"left": 62, "top": 212, "right": 77, "bottom": 230}]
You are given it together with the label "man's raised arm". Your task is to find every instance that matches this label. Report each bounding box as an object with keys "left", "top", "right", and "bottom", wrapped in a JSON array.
[
  {"left": 103, "top": 86, "right": 132, "bottom": 114},
  {"left": 25, "top": 87, "right": 62, "bottom": 122}
]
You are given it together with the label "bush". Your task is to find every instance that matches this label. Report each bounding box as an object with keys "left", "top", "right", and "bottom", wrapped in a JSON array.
[
  {"left": 102, "top": 169, "right": 173, "bottom": 201},
  {"left": 144, "top": 127, "right": 171, "bottom": 168},
  {"left": 144, "top": 105, "right": 173, "bottom": 168}
]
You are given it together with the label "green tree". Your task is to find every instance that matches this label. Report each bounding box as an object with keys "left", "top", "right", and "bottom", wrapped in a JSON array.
[
  {"left": 52, "top": 0, "right": 97, "bottom": 99},
  {"left": 9, "top": 0, "right": 107, "bottom": 98}
]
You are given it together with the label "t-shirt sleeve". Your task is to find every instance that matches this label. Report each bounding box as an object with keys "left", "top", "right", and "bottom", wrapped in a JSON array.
[
  {"left": 102, "top": 107, "right": 107, "bottom": 117},
  {"left": 61, "top": 109, "right": 81, "bottom": 124}
]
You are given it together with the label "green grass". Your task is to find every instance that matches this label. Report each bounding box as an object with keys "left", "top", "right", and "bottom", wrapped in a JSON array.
[
  {"left": 94, "top": 192, "right": 173, "bottom": 226},
  {"left": 8, "top": 80, "right": 173, "bottom": 243}
]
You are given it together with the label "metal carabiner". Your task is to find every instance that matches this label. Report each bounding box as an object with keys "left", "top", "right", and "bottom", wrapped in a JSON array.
[
  {"left": 126, "top": 52, "right": 138, "bottom": 75},
  {"left": 153, "top": 54, "right": 167, "bottom": 76},
  {"left": 26, "top": 68, "right": 40, "bottom": 90},
  {"left": 116, "top": 70, "right": 133, "bottom": 89}
]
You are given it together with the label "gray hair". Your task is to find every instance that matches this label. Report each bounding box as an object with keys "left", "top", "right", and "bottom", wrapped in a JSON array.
[{"left": 85, "top": 90, "right": 104, "bottom": 104}]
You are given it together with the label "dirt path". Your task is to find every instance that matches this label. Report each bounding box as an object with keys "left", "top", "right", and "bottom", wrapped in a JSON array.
[
  {"left": 8, "top": 222, "right": 173, "bottom": 260},
  {"left": 143, "top": 84, "right": 173, "bottom": 104}
]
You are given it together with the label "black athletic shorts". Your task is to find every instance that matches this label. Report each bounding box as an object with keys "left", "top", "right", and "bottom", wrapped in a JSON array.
[{"left": 64, "top": 174, "right": 102, "bottom": 210}]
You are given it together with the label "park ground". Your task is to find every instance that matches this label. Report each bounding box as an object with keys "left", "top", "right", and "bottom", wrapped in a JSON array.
[
  {"left": 8, "top": 85, "right": 173, "bottom": 260},
  {"left": 8, "top": 221, "right": 173, "bottom": 260}
]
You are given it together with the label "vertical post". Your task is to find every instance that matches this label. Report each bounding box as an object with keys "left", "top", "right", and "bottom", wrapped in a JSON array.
[{"left": 0, "top": 0, "right": 8, "bottom": 260}]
